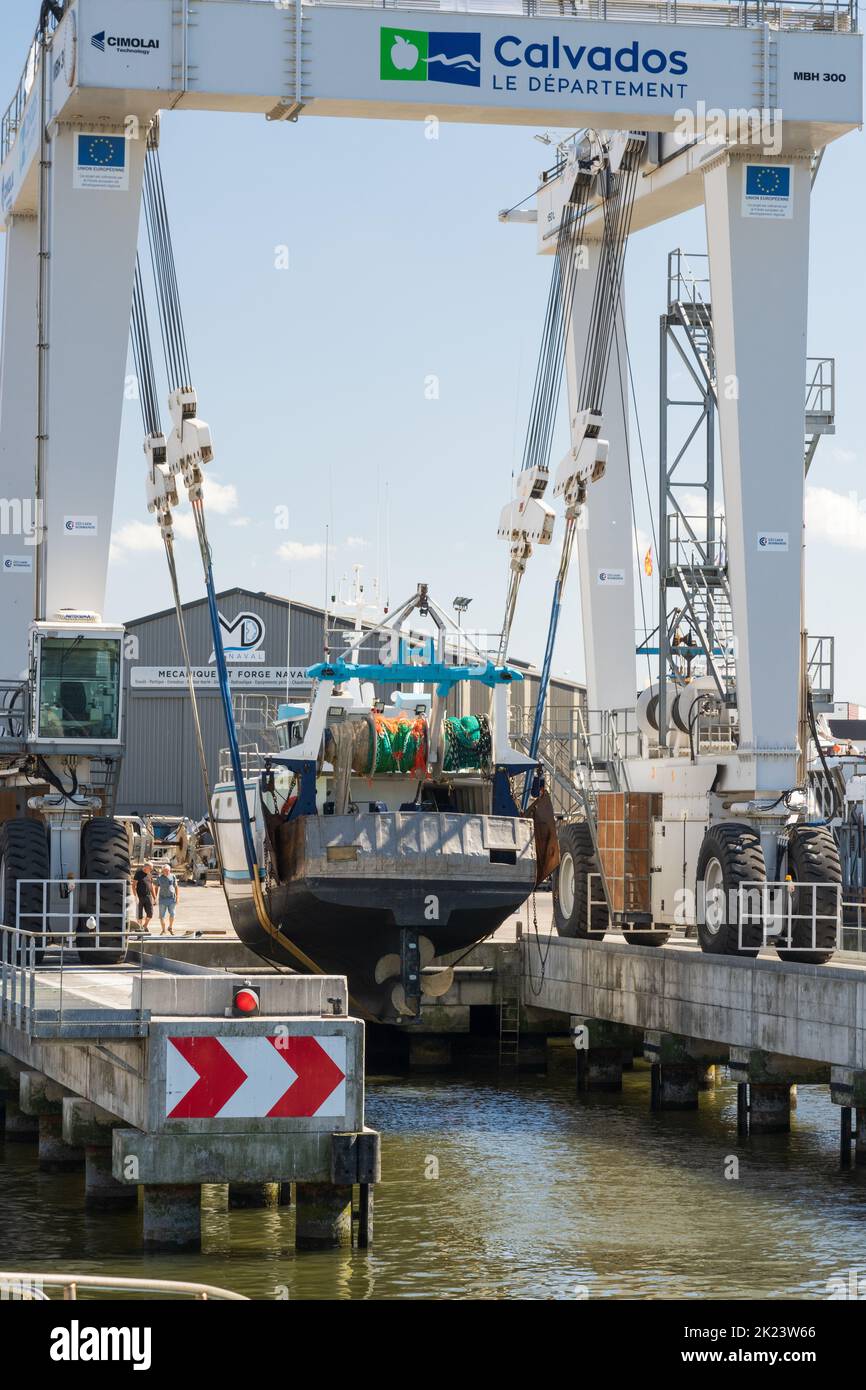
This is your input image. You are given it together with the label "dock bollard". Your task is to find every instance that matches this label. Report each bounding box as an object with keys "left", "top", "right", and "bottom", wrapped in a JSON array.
[
  {"left": 142, "top": 1184, "right": 202, "bottom": 1251},
  {"left": 2, "top": 1099, "right": 39, "bottom": 1144},
  {"left": 294, "top": 1183, "right": 353, "bottom": 1250},
  {"left": 18, "top": 1076, "right": 84, "bottom": 1172},
  {"left": 654, "top": 1064, "right": 699, "bottom": 1112},
  {"left": 63, "top": 1100, "right": 137, "bottom": 1209},
  {"left": 748, "top": 1083, "right": 793, "bottom": 1135}
]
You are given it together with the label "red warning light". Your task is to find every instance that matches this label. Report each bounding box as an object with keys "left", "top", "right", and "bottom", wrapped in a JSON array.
[{"left": 233, "top": 986, "right": 260, "bottom": 1016}]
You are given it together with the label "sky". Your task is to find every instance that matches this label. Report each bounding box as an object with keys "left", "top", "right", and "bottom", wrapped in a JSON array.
[{"left": 1, "top": 0, "right": 865, "bottom": 699}]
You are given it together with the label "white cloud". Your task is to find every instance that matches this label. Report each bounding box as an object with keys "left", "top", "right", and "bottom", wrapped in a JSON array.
[
  {"left": 346, "top": 535, "right": 369, "bottom": 549},
  {"left": 277, "top": 541, "right": 325, "bottom": 563},
  {"left": 806, "top": 485, "right": 866, "bottom": 550},
  {"left": 110, "top": 475, "right": 241, "bottom": 561},
  {"left": 109, "top": 520, "right": 163, "bottom": 560},
  {"left": 201, "top": 477, "right": 239, "bottom": 514}
]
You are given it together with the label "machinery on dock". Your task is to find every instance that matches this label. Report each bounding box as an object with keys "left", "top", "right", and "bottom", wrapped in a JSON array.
[
  {"left": 503, "top": 124, "right": 855, "bottom": 962},
  {"left": 119, "top": 814, "right": 215, "bottom": 886},
  {"left": 212, "top": 584, "right": 548, "bottom": 1020}
]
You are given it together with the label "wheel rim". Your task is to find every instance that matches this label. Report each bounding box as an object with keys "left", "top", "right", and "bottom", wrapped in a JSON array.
[
  {"left": 559, "top": 851, "right": 575, "bottom": 919},
  {"left": 703, "top": 856, "right": 725, "bottom": 936}
]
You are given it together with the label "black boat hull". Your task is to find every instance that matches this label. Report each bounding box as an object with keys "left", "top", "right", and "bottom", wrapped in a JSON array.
[{"left": 223, "top": 874, "right": 528, "bottom": 1021}]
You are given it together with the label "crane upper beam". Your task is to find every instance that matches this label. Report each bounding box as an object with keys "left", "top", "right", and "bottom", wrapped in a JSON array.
[{"left": 2, "top": 0, "right": 861, "bottom": 225}]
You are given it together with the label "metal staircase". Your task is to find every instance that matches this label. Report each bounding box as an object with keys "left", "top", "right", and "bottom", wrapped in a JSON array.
[
  {"left": 670, "top": 557, "right": 736, "bottom": 701},
  {"left": 659, "top": 250, "right": 835, "bottom": 737},
  {"left": 510, "top": 705, "right": 628, "bottom": 924},
  {"left": 90, "top": 757, "right": 122, "bottom": 817}
]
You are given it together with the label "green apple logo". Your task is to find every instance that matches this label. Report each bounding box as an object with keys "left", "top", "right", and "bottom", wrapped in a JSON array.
[
  {"left": 380, "top": 27, "right": 428, "bottom": 81},
  {"left": 392, "top": 35, "right": 419, "bottom": 72}
]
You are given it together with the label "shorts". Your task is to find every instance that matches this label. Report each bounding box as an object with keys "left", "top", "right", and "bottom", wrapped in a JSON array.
[
  {"left": 158, "top": 897, "right": 176, "bottom": 921},
  {"left": 136, "top": 894, "right": 153, "bottom": 919}
]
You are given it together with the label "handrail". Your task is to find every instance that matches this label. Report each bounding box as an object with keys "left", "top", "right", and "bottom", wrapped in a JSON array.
[
  {"left": 304, "top": 0, "right": 859, "bottom": 34},
  {"left": 0, "top": 11, "right": 58, "bottom": 166},
  {"left": 0, "top": 1272, "right": 247, "bottom": 1301}
]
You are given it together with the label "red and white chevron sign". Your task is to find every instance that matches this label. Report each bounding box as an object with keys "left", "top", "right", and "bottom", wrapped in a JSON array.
[{"left": 165, "top": 1035, "right": 347, "bottom": 1120}]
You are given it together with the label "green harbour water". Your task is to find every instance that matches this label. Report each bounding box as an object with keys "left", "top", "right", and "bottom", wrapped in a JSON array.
[{"left": 1, "top": 1067, "right": 865, "bottom": 1301}]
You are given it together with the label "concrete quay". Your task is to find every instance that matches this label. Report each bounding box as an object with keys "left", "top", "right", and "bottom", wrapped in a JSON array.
[
  {"left": 523, "top": 932, "right": 866, "bottom": 1150},
  {"left": 0, "top": 955, "right": 379, "bottom": 1250}
]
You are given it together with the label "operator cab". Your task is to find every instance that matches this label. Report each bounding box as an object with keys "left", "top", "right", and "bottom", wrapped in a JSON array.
[{"left": 28, "top": 612, "right": 124, "bottom": 755}]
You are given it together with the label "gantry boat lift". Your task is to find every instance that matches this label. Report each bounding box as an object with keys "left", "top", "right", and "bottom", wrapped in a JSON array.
[{"left": 0, "top": 0, "right": 862, "bottom": 963}]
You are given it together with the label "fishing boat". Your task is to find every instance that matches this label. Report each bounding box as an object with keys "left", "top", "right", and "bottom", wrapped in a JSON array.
[{"left": 212, "top": 584, "right": 556, "bottom": 1021}]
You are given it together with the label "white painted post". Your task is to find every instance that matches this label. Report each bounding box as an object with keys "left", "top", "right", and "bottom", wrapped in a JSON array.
[{"left": 703, "top": 155, "right": 811, "bottom": 794}]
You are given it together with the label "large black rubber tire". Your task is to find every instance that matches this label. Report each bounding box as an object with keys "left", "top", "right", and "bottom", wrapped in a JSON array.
[
  {"left": 696, "top": 822, "right": 765, "bottom": 957},
  {"left": 775, "top": 824, "right": 840, "bottom": 965},
  {"left": 0, "top": 818, "right": 50, "bottom": 963},
  {"left": 79, "top": 818, "right": 130, "bottom": 965},
  {"left": 553, "top": 822, "right": 608, "bottom": 939}
]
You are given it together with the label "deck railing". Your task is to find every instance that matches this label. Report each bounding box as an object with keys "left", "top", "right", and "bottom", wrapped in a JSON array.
[{"left": 306, "top": 0, "right": 858, "bottom": 33}]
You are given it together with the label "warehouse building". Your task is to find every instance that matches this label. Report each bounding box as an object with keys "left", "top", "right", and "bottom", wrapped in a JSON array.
[{"left": 115, "top": 587, "right": 586, "bottom": 819}]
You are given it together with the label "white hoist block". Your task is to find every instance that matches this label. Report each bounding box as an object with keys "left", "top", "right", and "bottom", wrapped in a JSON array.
[
  {"left": 145, "top": 463, "right": 178, "bottom": 514},
  {"left": 553, "top": 407, "right": 608, "bottom": 502},
  {"left": 497, "top": 495, "right": 556, "bottom": 546},
  {"left": 514, "top": 464, "right": 550, "bottom": 504},
  {"left": 144, "top": 434, "right": 178, "bottom": 515},
  {"left": 166, "top": 385, "right": 214, "bottom": 491}
]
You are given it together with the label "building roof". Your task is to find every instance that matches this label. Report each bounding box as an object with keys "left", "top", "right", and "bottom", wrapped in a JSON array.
[
  {"left": 124, "top": 586, "right": 326, "bottom": 629},
  {"left": 124, "top": 587, "right": 586, "bottom": 693}
]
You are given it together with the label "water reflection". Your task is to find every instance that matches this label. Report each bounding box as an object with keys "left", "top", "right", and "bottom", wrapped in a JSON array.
[{"left": 1, "top": 1067, "right": 864, "bottom": 1299}]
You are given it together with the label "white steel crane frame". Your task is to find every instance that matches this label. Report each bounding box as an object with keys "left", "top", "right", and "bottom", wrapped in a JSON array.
[{"left": 0, "top": 0, "right": 861, "bottom": 899}]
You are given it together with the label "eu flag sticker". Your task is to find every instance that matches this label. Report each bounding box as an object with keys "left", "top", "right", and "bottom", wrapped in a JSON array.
[
  {"left": 74, "top": 133, "right": 129, "bottom": 191},
  {"left": 742, "top": 163, "right": 793, "bottom": 220}
]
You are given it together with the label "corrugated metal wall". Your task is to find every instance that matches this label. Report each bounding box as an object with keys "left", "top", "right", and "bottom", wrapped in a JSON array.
[
  {"left": 116, "top": 590, "right": 327, "bottom": 818},
  {"left": 116, "top": 588, "right": 586, "bottom": 819}
]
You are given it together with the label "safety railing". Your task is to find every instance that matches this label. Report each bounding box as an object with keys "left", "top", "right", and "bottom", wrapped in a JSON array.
[
  {"left": 0, "top": 922, "right": 139, "bottom": 1037},
  {"left": 666, "top": 512, "right": 727, "bottom": 573},
  {"left": 305, "top": 0, "right": 858, "bottom": 33},
  {"left": 805, "top": 357, "right": 836, "bottom": 421},
  {"left": 588, "top": 871, "right": 673, "bottom": 933},
  {"left": 0, "top": 10, "right": 56, "bottom": 166},
  {"left": 0, "top": 1272, "right": 247, "bottom": 1301},
  {"left": 218, "top": 742, "right": 274, "bottom": 783},
  {"left": 736, "top": 880, "right": 842, "bottom": 952},
  {"left": 668, "top": 249, "right": 711, "bottom": 318},
  {"left": 0, "top": 926, "right": 36, "bottom": 1031},
  {"left": 0, "top": 923, "right": 237, "bottom": 1039},
  {"left": 841, "top": 900, "right": 866, "bottom": 953},
  {"left": 807, "top": 634, "right": 835, "bottom": 705},
  {"left": 581, "top": 706, "right": 643, "bottom": 766},
  {"left": 15, "top": 879, "right": 129, "bottom": 951}
]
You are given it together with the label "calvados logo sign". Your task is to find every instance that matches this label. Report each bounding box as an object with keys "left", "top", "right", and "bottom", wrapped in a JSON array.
[
  {"left": 380, "top": 28, "right": 481, "bottom": 87},
  {"left": 380, "top": 28, "right": 690, "bottom": 99}
]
